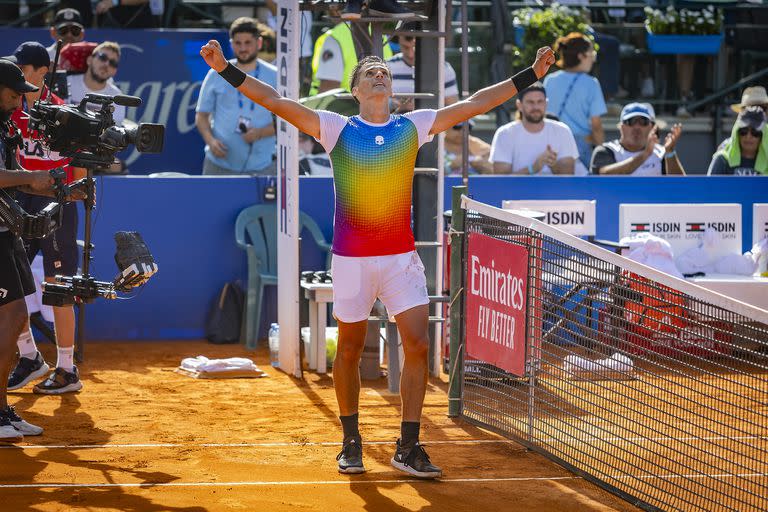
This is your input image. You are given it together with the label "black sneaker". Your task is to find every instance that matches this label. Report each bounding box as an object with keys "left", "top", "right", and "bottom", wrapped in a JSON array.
[
  {"left": 0, "top": 409, "right": 23, "bottom": 443},
  {"left": 336, "top": 436, "right": 366, "bottom": 474},
  {"left": 33, "top": 366, "right": 83, "bottom": 395},
  {"left": 391, "top": 439, "right": 442, "bottom": 478},
  {"left": 341, "top": 0, "right": 363, "bottom": 20},
  {"left": 367, "top": 0, "right": 416, "bottom": 19},
  {"left": 8, "top": 352, "right": 50, "bottom": 391},
  {"left": 3, "top": 405, "right": 42, "bottom": 436}
]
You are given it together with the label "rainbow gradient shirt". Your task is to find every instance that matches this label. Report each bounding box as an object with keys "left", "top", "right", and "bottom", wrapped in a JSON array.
[{"left": 316, "top": 110, "right": 437, "bottom": 257}]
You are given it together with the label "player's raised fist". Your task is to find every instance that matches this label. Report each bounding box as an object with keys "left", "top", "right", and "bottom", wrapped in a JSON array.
[
  {"left": 533, "top": 47, "right": 556, "bottom": 79},
  {"left": 200, "top": 40, "right": 227, "bottom": 72}
]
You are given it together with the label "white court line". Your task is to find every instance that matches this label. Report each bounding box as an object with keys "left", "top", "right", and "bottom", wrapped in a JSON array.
[
  {"left": 0, "top": 439, "right": 517, "bottom": 450},
  {"left": 0, "top": 476, "right": 579, "bottom": 489}
]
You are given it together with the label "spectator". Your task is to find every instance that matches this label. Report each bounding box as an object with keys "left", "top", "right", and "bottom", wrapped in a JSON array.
[
  {"left": 3, "top": 42, "right": 86, "bottom": 395},
  {"left": 94, "top": 0, "right": 154, "bottom": 29},
  {"left": 386, "top": 23, "right": 459, "bottom": 112},
  {"left": 67, "top": 41, "right": 126, "bottom": 125},
  {"left": 444, "top": 123, "right": 494, "bottom": 174},
  {"left": 730, "top": 86, "right": 768, "bottom": 115},
  {"left": 543, "top": 32, "right": 606, "bottom": 168},
  {"left": 46, "top": 8, "right": 85, "bottom": 60},
  {"left": 195, "top": 17, "right": 277, "bottom": 175},
  {"left": 708, "top": 107, "right": 767, "bottom": 176},
  {"left": 715, "top": 86, "right": 768, "bottom": 153},
  {"left": 309, "top": 22, "right": 393, "bottom": 95},
  {"left": 298, "top": 132, "right": 332, "bottom": 176},
  {"left": 490, "top": 83, "right": 579, "bottom": 175},
  {"left": 591, "top": 102, "right": 685, "bottom": 175}
]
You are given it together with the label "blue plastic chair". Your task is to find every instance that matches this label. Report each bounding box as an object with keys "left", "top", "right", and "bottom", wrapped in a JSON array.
[{"left": 235, "top": 204, "right": 331, "bottom": 349}]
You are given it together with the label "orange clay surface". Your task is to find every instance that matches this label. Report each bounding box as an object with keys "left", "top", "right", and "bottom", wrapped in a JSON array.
[{"left": 0, "top": 340, "right": 639, "bottom": 511}]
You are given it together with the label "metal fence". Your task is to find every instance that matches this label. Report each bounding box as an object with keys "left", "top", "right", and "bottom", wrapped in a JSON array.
[{"left": 456, "top": 196, "right": 768, "bottom": 512}]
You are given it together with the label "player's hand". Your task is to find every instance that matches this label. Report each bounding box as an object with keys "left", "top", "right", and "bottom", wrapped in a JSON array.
[
  {"left": 95, "top": 0, "right": 113, "bottom": 14},
  {"left": 209, "top": 138, "right": 228, "bottom": 158},
  {"left": 200, "top": 40, "right": 228, "bottom": 73},
  {"left": 26, "top": 171, "right": 54, "bottom": 193},
  {"left": 664, "top": 123, "right": 682, "bottom": 153},
  {"left": 533, "top": 47, "right": 556, "bottom": 79}
]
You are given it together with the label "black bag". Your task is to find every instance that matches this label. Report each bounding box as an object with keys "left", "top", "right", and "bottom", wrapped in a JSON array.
[{"left": 205, "top": 281, "right": 244, "bottom": 344}]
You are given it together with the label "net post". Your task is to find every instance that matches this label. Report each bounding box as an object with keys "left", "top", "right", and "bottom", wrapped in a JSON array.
[{"left": 448, "top": 185, "right": 467, "bottom": 417}]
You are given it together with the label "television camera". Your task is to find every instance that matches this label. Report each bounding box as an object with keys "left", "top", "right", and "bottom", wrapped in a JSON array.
[{"left": 19, "top": 42, "right": 165, "bottom": 308}]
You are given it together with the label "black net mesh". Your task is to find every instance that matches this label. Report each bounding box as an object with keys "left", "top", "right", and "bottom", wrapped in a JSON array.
[{"left": 459, "top": 204, "right": 768, "bottom": 512}]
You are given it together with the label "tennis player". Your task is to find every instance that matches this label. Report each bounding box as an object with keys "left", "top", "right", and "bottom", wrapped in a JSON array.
[{"left": 200, "top": 39, "right": 555, "bottom": 478}]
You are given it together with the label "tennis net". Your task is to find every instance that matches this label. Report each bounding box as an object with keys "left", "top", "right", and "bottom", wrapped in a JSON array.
[{"left": 453, "top": 196, "right": 768, "bottom": 512}]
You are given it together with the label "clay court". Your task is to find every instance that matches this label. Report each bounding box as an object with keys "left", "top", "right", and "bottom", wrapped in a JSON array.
[{"left": 0, "top": 340, "right": 638, "bottom": 511}]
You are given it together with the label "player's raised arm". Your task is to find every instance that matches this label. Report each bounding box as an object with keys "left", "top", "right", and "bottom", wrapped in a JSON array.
[
  {"left": 200, "top": 40, "right": 321, "bottom": 139},
  {"left": 430, "top": 47, "right": 556, "bottom": 135}
]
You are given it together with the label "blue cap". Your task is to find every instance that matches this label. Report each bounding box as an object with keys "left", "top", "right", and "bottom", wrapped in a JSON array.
[
  {"left": 4, "top": 41, "right": 50, "bottom": 68},
  {"left": 620, "top": 102, "right": 655, "bottom": 122}
]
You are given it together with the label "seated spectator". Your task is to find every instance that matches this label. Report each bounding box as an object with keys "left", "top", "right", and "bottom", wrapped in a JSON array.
[
  {"left": 46, "top": 8, "right": 85, "bottom": 60},
  {"left": 195, "top": 17, "right": 277, "bottom": 175},
  {"left": 543, "top": 32, "right": 606, "bottom": 168},
  {"left": 715, "top": 87, "right": 768, "bottom": 153},
  {"left": 489, "top": 83, "right": 578, "bottom": 175},
  {"left": 708, "top": 107, "right": 767, "bottom": 176},
  {"left": 444, "top": 122, "right": 494, "bottom": 175},
  {"left": 386, "top": 23, "right": 459, "bottom": 112},
  {"left": 299, "top": 132, "right": 332, "bottom": 176},
  {"left": 67, "top": 42, "right": 126, "bottom": 125},
  {"left": 591, "top": 103, "right": 685, "bottom": 176}
]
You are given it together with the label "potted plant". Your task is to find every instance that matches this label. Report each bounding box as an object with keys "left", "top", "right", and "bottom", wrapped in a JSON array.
[
  {"left": 644, "top": 5, "right": 724, "bottom": 55},
  {"left": 511, "top": 3, "right": 594, "bottom": 68}
]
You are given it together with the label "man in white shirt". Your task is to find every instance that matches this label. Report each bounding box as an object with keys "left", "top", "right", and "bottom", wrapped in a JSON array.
[
  {"left": 67, "top": 41, "right": 126, "bottom": 125},
  {"left": 490, "top": 83, "right": 579, "bottom": 175}
]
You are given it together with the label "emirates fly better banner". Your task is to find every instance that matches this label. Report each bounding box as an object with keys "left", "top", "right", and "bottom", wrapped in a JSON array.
[{"left": 466, "top": 233, "right": 529, "bottom": 376}]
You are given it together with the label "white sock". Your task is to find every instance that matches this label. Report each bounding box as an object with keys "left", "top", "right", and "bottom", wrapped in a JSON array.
[
  {"left": 17, "top": 330, "right": 38, "bottom": 359},
  {"left": 56, "top": 347, "right": 75, "bottom": 372}
]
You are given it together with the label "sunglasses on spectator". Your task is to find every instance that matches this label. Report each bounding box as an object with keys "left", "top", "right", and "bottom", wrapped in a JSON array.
[
  {"left": 738, "top": 127, "right": 762, "bottom": 138},
  {"left": 94, "top": 52, "right": 119, "bottom": 69},
  {"left": 623, "top": 117, "right": 652, "bottom": 127},
  {"left": 58, "top": 25, "right": 82, "bottom": 37}
]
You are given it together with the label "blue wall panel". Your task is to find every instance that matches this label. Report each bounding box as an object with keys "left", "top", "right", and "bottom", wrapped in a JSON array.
[{"left": 80, "top": 176, "right": 767, "bottom": 340}]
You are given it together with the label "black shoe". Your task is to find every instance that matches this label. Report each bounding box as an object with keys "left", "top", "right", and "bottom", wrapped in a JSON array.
[
  {"left": 33, "top": 366, "right": 83, "bottom": 395},
  {"left": 8, "top": 352, "right": 50, "bottom": 391},
  {"left": 367, "top": 0, "right": 415, "bottom": 19},
  {"left": 391, "top": 438, "right": 442, "bottom": 478},
  {"left": 341, "top": 0, "right": 363, "bottom": 20},
  {"left": 336, "top": 435, "right": 366, "bottom": 474}
]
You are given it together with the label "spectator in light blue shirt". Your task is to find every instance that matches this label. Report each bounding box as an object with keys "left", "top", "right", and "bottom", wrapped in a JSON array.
[
  {"left": 543, "top": 32, "right": 607, "bottom": 168},
  {"left": 196, "top": 17, "right": 277, "bottom": 175}
]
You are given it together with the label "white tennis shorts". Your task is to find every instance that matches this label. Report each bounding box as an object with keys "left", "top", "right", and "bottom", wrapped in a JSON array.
[{"left": 331, "top": 250, "right": 429, "bottom": 323}]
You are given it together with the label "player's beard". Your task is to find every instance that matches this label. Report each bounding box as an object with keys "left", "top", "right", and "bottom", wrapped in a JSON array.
[
  {"left": 0, "top": 107, "right": 12, "bottom": 124},
  {"left": 522, "top": 111, "right": 544, "bottom": 124}
]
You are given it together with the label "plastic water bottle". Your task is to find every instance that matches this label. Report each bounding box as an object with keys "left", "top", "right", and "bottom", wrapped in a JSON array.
[{"left": 268, "top": 323, "right": 280, "bottom": 368}]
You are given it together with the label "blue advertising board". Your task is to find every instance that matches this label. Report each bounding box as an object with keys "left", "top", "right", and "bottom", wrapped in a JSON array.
[{"left": 0, "top": 28, "right": 232, "bottom": 174}]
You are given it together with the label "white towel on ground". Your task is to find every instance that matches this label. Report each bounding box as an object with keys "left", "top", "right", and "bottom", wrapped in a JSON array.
[{"left": 180, "top": 356, "right": 259, "bottom": 373}]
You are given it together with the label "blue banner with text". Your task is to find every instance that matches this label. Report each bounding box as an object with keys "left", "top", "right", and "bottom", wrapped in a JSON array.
[{"left": 1, "top": 28, "right": 232, "bottom": 174}]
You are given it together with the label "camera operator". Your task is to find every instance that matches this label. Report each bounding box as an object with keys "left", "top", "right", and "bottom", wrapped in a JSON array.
[
  {"left": 0, "top": 59, "right": 60, "bottom": 441},
  {"left": 4, "top": 42, "right": 86, "bottom": 395}
]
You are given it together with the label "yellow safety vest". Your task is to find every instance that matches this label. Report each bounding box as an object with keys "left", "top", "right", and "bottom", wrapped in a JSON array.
[{"left": 309, "top": 23, "right": 393, "bottom": 95}]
